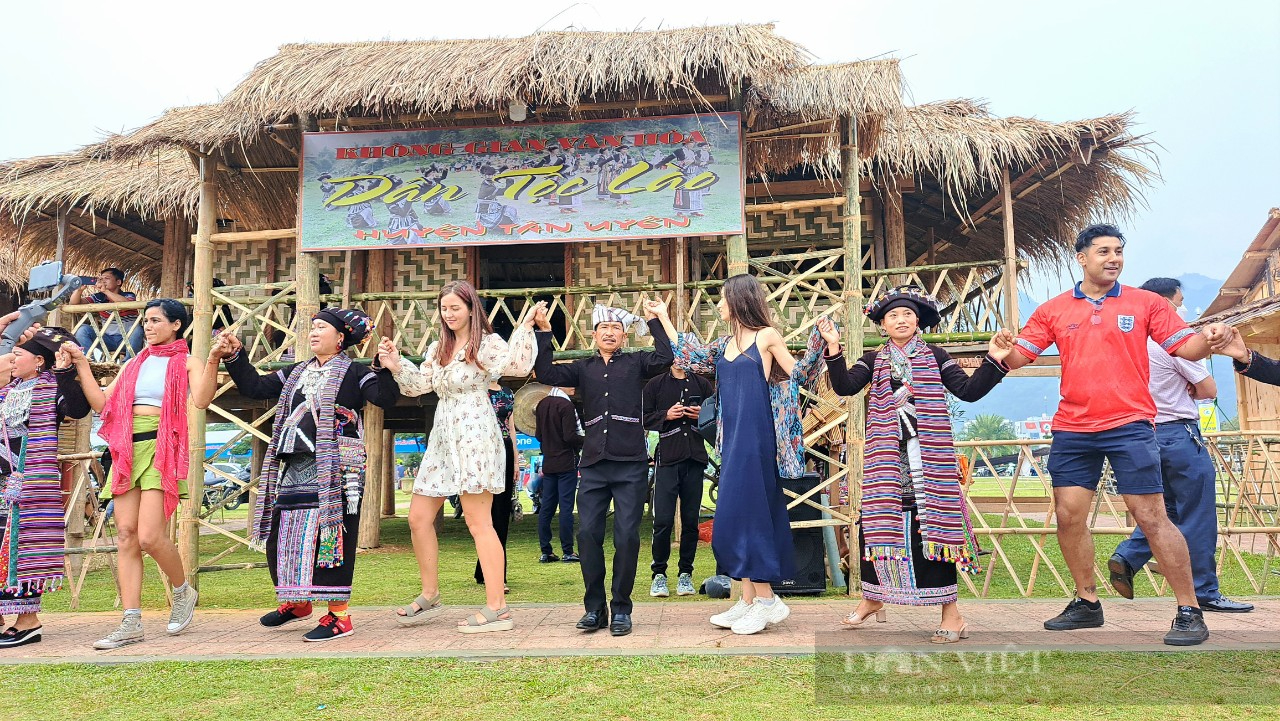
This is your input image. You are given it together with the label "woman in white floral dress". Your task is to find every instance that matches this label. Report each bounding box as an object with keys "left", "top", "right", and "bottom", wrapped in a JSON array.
[{"left": 378, "top": 281, "right": 541, "bottom": 633}]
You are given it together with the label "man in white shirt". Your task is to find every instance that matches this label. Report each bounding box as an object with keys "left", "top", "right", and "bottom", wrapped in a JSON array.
[{"left": 1109, "top": 277, "right": 1253, "bottom": 613}]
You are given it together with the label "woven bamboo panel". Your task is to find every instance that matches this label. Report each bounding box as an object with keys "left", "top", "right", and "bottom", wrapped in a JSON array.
[
  {"left": 571, "top": 239, "right": 664, "bottom": 343},
  {"left": 385, "top": 248, "right": 467, "bottom": 348},
  {"left": 212, "top": 242, "right": 272, "bottom": 287}
]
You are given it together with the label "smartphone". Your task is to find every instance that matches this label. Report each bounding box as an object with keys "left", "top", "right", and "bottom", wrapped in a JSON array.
[
  {"left": 684, "top": 395, "right": 702, "bottom": 406},
  {"left": 27, "top": 261, "right": 64, "bottom": 292}
]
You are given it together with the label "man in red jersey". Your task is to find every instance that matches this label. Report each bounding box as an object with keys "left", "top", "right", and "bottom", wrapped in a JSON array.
[{"left": 996, "top": 224, "right": 1216, "bottom": 646}]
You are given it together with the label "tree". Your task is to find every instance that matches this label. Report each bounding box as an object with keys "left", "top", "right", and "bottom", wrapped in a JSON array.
[{"left": 958, "top": 413, "right": 1018, "bottom": 461}]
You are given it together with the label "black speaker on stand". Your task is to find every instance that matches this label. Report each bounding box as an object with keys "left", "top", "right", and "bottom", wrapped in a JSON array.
[{"left": 777, "top": 472, "right": 828, "bottom": 595}]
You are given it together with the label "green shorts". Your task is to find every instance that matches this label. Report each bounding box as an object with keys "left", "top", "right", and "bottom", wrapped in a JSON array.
[{"left": 99, "top": 415, "right": 190, "bottom": 500}]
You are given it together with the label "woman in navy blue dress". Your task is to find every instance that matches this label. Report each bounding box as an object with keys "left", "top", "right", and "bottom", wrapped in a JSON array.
[{"left": 656, "top": 274, "right": 825, "bottom": 635}]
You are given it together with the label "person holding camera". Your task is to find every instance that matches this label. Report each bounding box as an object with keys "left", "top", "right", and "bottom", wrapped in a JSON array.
[{"left": 642, "top": 366, "right": 712, "bottom": 598}]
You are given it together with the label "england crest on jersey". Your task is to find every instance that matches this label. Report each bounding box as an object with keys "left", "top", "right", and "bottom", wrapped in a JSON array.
[{"left": 1117, "top": 315, "right": 1135, "bottom": 332}]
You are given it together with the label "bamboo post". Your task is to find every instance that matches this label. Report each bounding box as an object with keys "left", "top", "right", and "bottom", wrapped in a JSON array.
[
  {"left": 726, "top": 234, "right": 749, "bottom": 277},
  {"left": 841, "top": 118, "right": 865, "bottom": 592},
  {"left": 63, "top": 415, "right": 92, "bottom": 586},
  {"left": 182, "top": 150, "right": 217, "bottom": 588},
  {"left": 1001, "top": 166, "right": 1020, "bottom": 330},
  {"left": 675, "top": 236, "right": 688, "bottom": 331},
  {"left": 884, "top": 185, "right": 907, "bottom": 285},
  {"left": 295, "top": 114, "right": 321, "bottom": 362},
  {"left": 381, "top": 430, "right": 396, "bottom": 517},
  {"left": 359, "top": 403, "right": 385, "bottom": 548}
]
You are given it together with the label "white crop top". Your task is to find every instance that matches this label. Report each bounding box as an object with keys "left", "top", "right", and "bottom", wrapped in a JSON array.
[{"left": 132, "top": 356, "right": 170, "bottom": 407}]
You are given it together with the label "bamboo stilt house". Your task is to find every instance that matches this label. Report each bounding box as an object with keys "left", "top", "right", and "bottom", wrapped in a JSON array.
[{"left": 5, "top": 23, "right": 1159, "bottom": 581}]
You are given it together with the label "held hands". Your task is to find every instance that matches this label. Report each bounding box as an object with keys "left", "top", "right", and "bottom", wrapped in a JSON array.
[
  {"left": 376, "top": 337, "right": 401, "bottom": 374},
  {"left": 666, "top": 403, "right": 685, "bottom": 421},
  {"left": 532, "top": 302, "right": 552, "bottom": 332},
  {"left": 816, "top": 316, "right": 840, "bottom": 354},
  {"left": 524, "top": 301, "right": 550, "bottom": 330},
  {"left": 61, "top": 342, "right": 88, "bottom": 368},
  {"left": 1206, "top": 324, "right": 1249, "bottom": 362},
  {"left": 54, "top": 347, "right": 73, "bottom": 370},
  {"left": 988, "top": 328, "right": 1016, "bottom": 362},
  {"left": 643, "top": 299, "right": 669, "bottom": 320}
]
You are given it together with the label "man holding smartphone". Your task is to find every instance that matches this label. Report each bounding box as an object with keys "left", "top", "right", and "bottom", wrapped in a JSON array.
[{"left": 642, "top": 365, "right": 713, "bottom": 597}]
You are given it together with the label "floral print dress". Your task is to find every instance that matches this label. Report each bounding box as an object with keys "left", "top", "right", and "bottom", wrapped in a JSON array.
[{"left": 393, "top": 328, "right": 537, "bottom": 496}]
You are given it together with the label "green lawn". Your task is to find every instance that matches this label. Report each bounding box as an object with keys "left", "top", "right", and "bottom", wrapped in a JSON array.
[{"left": 5, "top": 653, "right": 1278, "bottom": 720}]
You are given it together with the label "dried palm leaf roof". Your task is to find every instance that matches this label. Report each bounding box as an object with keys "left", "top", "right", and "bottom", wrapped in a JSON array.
[
  {"left": 112, "top": 24, "right": 814, "bottom": 155},
  {"left": 0, "top": 143, "right": 198, "bottom": 221},
  {"left": 0, "top": 141, "right": 202, "bottom": 290},
  {"left": 745, "top": 59, "right": 904, "bottom": 175},
  {"left": 861, "top": 100, "right": 1158, "bottom": 271}
]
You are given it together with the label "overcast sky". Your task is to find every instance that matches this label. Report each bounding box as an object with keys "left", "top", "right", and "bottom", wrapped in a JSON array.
[{"left": 2, "top": 0, "right": 1276, "bottom": 298}]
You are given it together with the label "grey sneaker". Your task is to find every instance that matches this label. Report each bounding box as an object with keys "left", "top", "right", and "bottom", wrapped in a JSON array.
[
  {"left": 167, "top": 586, "right": 198, "bottom": 634},
  {"left": 93, "top": 616, "right": 144, "bottom": 650},
  {"left": 650, "top": 574, "right": 670, "bottom": 598},
  {"left": 676, "top": 573, "right": 696, "bottom": 596}
]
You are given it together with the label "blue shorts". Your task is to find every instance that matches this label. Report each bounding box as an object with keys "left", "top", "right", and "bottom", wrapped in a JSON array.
[{"left": 1047, "top": 420, "right": 1164, "bottom": 495}]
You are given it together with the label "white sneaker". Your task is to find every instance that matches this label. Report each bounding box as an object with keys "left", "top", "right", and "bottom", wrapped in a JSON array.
[
  {"left": 93, "top": 616, "right": 144, "bottom": 650},
  {"left": 167, "top": 586, "right": 198, "bottom": 634},
  {"left": 731, "top": 598, "right": 790, "bottom": 635},
  {"left": 709, "top": 599, "right": 751, "bottom": 629}
]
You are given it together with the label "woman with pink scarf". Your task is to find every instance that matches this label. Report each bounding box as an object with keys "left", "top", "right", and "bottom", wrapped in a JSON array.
[{"left": 67, "top": 299, "right": 220, "bottom": 650}]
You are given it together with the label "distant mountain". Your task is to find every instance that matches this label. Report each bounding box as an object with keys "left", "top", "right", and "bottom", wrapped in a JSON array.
[{"left": 959, "top": 275, "right": 1237, "bottom": 426}]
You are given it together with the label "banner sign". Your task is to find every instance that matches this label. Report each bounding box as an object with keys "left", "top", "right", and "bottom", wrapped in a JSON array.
[{"left": 298, "top": 113, "right": 743, "bottom": 250}]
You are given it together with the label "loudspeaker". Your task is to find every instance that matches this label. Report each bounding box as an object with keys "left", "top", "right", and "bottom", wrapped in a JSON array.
[{"left": 777, "top": 472, "right": 827, "bottom": 595}]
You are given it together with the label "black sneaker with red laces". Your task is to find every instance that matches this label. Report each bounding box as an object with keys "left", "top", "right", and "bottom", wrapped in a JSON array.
[
  {"left": 260, "top": 601, "right": 314, "bottom": 628},
  {"left": 303, "top": 613, "right": 354, "bottom": 642}
]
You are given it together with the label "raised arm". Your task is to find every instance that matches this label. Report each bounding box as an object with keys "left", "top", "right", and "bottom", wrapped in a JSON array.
[
  {"left": 379, "top": 337, "right": 436, "bottom": 398},
  {"left": 937, "top": 346, "right": 1009, "bottom": 402},
  {"left": 223, "top": 335, "right": 288, "bottom": 401},
  {"left": 189, "top": 332, "right": 233, "bottom": 410},
  {"left": 53, "top": 355, "right": 91, "bottom": 420},
  {"left": 358, "top": 364, "right": 400, "bottom": 409},
  {"left": 64, "top": 342, "right": 109, "bottom": 413},
  {"left": 816, "top": 316, "right": 873, "bottom": 396},
  {"left": 530, "top": 305, "right": 580, "bottom": 388}
]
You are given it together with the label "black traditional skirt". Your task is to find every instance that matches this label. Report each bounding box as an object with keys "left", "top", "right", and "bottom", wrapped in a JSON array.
[
  {"left": 265, "top": 454, "right": 360, "bottom": 603},
  {"left": 859, "top": 507, "right": 959, "bottom": 607}
]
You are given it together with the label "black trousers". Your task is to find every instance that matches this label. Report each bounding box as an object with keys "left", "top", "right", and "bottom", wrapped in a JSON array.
[
  {"left": 577, "top": 460, "right": 649, "bottom": 616},
  {"left": 475, "top": 441, "right": 516, "bottom": 584},
  {"left": 650, "top": 459, "right": 706, "bottom": 578}
]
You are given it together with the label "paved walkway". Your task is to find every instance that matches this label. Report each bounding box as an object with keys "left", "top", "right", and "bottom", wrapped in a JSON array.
[{"left": 4, "top": 599, "right": 1278, "bottom": 664}]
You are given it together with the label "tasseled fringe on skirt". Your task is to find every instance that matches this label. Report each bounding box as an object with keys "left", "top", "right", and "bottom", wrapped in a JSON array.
[
  {"left": 3, "top": 574, "right": 63, "bottom": 597},
  {"left": 922, "top": 541, "right": 983, "bottom": 575}
]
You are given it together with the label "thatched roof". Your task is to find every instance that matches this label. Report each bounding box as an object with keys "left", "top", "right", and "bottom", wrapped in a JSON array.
[
  {"left": 858, "top": 100, "right": 1157, "bottom": 270},
  {"left": 112, "top": 24, "right": 813, "bottom": 156},
  {"left": 745, "top": 59, "right": 903, "bottom": 175},
  {"left": 1203, "top": 207, "right": 1280, "bottom": 316},
  {"left": 0, "top": 144, "right": 198, "bottom": 221},
  {"left": 0, "top": 145, "right": 190, "bottom": 289}
]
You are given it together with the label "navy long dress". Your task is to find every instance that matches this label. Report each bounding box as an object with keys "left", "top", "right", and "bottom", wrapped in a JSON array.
[{"left": 712, "top": 342, "right": 794, "bottom": 583}]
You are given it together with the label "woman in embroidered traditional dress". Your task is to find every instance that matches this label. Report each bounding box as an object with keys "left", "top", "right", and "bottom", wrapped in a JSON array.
[
  {"left": 0, "top": 324, "right": 90, "bottom": 648},
  {"left": 378, "top": 282, "right": 540, "bottom": 633},
  {"left": 218, "top": 308, "right": 398, "bottom": 642},
  {"left": 818, "top": 286, "right": 1012, "bottom": 643},
  {"left": 475, "top": 382, "right": 516, "bottom": 590},
  {"left": 652, "top": 274, "right": 826, "bottom": 636},
  {"left": 68, "top": 299, "right": 221, "bottom": 650}
]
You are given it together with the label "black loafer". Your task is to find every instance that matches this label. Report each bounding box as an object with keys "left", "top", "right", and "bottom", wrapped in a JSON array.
[
  {"left": 610, "top": 613, "right": 633, "bottom": 637},
  {"left": 576, "top": 610, "right": 608, "bottom": 632},
  {"left": 562, "top": 553, "right": 580, "bottom": 563},
  {"left": 539, "top": 553, "right": 559, "bottom": 563},
  {"left": 1108, "top": 554, "right": 1135, "bottom": 600},
  {"left": 1200, "top": 596, "right": 1254, "bottom": 613},
  {"left": 0, "top": 626, "right": 42, "bottom": 648}
]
